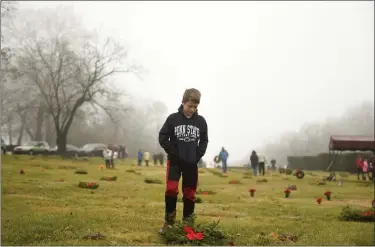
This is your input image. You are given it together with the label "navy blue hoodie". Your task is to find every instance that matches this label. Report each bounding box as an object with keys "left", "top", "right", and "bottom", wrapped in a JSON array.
[{"left": 159, "top": 105, "right": 208, "bottom": 165}]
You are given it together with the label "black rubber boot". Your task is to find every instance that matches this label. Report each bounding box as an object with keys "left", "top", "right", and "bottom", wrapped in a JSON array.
[
  {"left": 183, "top": 198, "right": 195, "bottom": 221},
  {"left": 159, "top": 195, "right": 178, "bottom": 233},
  {"left": 159, "top": 210, "right": 176, "bottom": 234}
]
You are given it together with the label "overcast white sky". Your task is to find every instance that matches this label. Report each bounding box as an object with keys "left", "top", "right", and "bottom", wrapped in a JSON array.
[{"left": 18, "top": 1, "right": 374, "bottom": 162}]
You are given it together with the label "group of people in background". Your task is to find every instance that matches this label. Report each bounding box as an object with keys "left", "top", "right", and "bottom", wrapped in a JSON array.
[
  {"left": 137, "top": 150, "right": 165, "bottom": 167},
  {"left": 249, "top": 150, "right": 272, "bottom": 176},
  {"left": 103, "top": 145, "right": 119, "bottom": 168},
  {"left": 356, "top": 154, "right": 374, "bottom": 180},
  {"left": 103, "top": 146, "right": 166, "bottom": 168},
  {"left": 216, "top": 147, "right": 277, "bottom": 176}
]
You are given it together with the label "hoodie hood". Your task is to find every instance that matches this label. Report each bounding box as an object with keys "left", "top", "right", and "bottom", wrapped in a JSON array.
[{"left": 178, "top": 104, "right": 198, "bottom": 118}]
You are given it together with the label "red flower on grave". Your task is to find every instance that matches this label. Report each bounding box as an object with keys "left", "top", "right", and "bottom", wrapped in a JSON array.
[
  {"left": 229, "top": 180, "right": 240, "bottom": 184},
  {"left": 202, "top": 192, "right": 209, "bottom": 195},
  {"left": 363, "top": 210, "right": 375, "bottom": 216},
  {"left": 284, "top": 189, "right": 291, "bottom": 194},
  {"left": 248, "top": 189, "right": 256, "bottom": 193},
  {"left": 324, "top": 191, "right": 331, "bottom": 196},
  {"left": 87, "top": 182, "right": 96, "bottom": 187},
  {"left": 316, "top": 197, "right": 322, "bottom": 204}
]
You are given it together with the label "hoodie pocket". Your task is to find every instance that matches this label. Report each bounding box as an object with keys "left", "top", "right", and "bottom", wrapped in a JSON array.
[{"left": 178, "top": 141, "right": 197, "bottom": 164}]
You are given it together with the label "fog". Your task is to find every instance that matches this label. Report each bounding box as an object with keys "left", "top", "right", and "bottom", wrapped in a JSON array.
[{"left": 1, "top": 1, "right": 373, "bottom": 164}]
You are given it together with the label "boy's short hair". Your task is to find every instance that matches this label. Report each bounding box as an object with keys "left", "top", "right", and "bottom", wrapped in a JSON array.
[{"left": 182, "top": 88, "right": 201, "bottom": 104}]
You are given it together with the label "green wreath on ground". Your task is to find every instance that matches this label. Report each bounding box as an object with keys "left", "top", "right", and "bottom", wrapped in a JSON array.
[
  {"left": 160, "top": 218, "right": 233, "bottom": 246},
  {"left": 213, "top": 156, "right": 221, "bottom": 164},
  {"left": 295, "top": 170, "right": 305, "bottom": 179},
  {"left": 100, "top": 176, "right": 117, "bottom": 181},
  {"left": 78, "top": 181, "right": 99, "bottom": 189}
]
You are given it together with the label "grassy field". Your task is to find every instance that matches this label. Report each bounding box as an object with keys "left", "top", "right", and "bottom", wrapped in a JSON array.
[{"left": 1, "top": 155, "right": 374, "bottom": 246}]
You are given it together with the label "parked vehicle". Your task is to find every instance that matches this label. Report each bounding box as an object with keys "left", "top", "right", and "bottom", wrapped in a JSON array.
[
  {"left": 13, "top": 141, "right": 50, "bottom": 155},
  {"left": 1, "top": 138, "right": 6, "bottom": 155},
  {"left": 78, "top": 143, "right": 106, "bottom": 157},
  {"left": 49, "top": 144, "right": 79, "bottom": 156}
]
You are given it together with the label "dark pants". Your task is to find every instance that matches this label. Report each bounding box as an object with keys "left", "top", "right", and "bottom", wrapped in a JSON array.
[
  {"left": 110, "top": 159, "right": 114, "bottom": 168},
  {"left": 165, "top": 160, "right": 198, "bottom": 220},
  {"left": 357, "top": 167, "right": 363, "bottom": 180},
  {"left": 138, "top": 159, "right": 142, "bottom": 166},
  {"left": 251, "top": 164, "right": 258, "bottom": 176},
  {"left": 105, "top": 159, "right": 110, "bottom": 168},
  {"left": 362, "top": 172, "right": 369, "bottom": 180},
  {"left": 259, "top": 162, "right": 265, "bottom": 176},
  {"left": 145, "top": 160, "right": 149, "bottom": 167},
  {"left": 222, "top": 160, "right": 228, "bottom": 173}
]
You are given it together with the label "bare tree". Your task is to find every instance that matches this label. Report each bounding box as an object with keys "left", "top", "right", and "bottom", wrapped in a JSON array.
[
  {"left": 1, "top": 1, "right": 29, "bottom": 145},
  {"left": 12, "top": 6, "right": 138, "bottom": 153}
]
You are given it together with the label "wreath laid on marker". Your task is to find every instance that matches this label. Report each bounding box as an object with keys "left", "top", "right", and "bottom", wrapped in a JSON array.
[
  {"left": 177, "top": 197, "right": 203, "bottom": 203},
  {"left": 295, "top": 170, "right": 305, "bottom": 179},
  {"left": 228, "top": 180, "right": 241, "bottom": 184},
  {"left": 196, "top": 189, "right": 216, "bottom": 195},
  {"left": 100, "top": 176, "right": 117, "bottom": 181},
  {"left": 75, "top": 170, "right": 88, "bottom": 174},
  {"left": 78, "top": 181, "right": 99, "bottom": 189},
  {"left": 214, "top": 155, "right": 221, "bottom": 164},
  {"left": 339, "top": 206, "right": 375, "bottom": 222},
  {"left": 160, "top": 218, "right": 234, "bottom": 246}
]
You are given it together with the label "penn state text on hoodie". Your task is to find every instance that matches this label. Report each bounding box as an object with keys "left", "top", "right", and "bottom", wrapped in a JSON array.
[{"left": 159, "top": 105, "right": 208, "bottom": 165}]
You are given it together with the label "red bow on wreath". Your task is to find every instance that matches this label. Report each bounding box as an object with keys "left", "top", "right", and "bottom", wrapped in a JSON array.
[{"left": 184, "top": 226, "right": 204, "bottom": 240}]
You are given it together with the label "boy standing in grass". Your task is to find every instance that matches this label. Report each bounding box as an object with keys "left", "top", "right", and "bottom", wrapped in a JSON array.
[{"left": 158, "top": 88, "right": 209, "bottom": 233}]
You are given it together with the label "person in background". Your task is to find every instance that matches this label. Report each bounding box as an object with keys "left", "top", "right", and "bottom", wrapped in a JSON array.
[
  {"left": 356, "top": 155, "right": 363, "bottom": 180},
  {"left": 219, "top": 147, "right": 229, "bottom": 174},
  {"left": 362, "top": 158, "right": 369, "bottom": 181},
  {"left": 1, "top": 138, "right": 6, "bottom": 155},
  {"left": 271, "top": 159, "right": 276, "bottom": 170},
  {"left": 110, "top": 145, "right": 116, "bottom": 169},
  {"left": 103, "top": 147, "right": 112, "bottom": 169},
  {"left": 143, "top": 151, "right": 150, "bottom": 167},
  {"left": 258, "top": 153, "right": 267, "bottom": 176},
  {"left": 250, "top": 150, "right": 259, "bottom": 176},
  {"left": 138, "top": 149, "right": 143, "bottom": 167},
  {"left": 112, "top": 149, "right": 118, "bottom": 168},
  {"left": 370, "top": 155, "right": 375, "bottom": 181},
  {"left": 159, "top": 152, "right": 165, "bottom": 166},
  {"left": 153, "top": 153, "right": 158, "bottom": 166}
]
